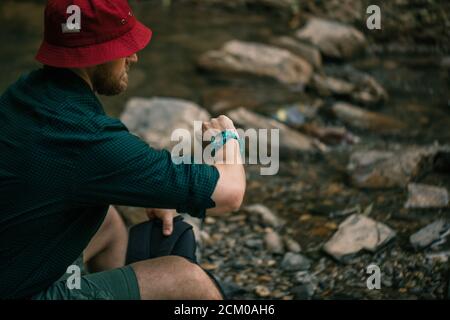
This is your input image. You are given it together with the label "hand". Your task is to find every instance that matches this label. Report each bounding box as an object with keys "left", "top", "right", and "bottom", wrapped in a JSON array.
[
  {"left": 202, "top": 115, "right": 238, "bottom": 142},
  {"left": 145, "top": 208, "right": 177, "bottom": 236}
]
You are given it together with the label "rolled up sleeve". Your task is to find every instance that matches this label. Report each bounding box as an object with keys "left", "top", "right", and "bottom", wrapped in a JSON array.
[{"left": 71, "top": 118, "right": 219, "bottom": 218}]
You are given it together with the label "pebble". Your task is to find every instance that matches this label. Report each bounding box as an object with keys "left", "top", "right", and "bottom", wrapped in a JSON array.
[{"left": 281, "top": 253, "right": 311, "bottom": 271}]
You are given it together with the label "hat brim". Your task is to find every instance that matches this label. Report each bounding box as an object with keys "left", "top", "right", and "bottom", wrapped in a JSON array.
[{"left": 35, "top": 21, "right": 152, "bottom": 68}]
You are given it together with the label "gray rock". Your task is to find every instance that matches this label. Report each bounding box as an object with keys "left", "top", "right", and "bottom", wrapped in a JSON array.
[
  {"left": 121, "top": 97, "right": 210, "bottom": 150},
  {"left": 281, "top": 252, "right": 311, "bottom": 271},
  {"left": 198, "top": 40, "right": 313, "bottom": 86},
  {"left": 347, "top": 146, "right": 446, "bottom": 189},
  {"left": 295, "top": 17, "right": 366, "bottom": 59},
  {"left": 270, "top": 36, "right": 322, "bottom": 69},
  {"left": 332, "top": 102, "right": 406, "bottom": 134},
  {"left": 323, "top": 214, "right": 396, "bottom": 261},
  {"left": 264, "top": 230, "right": 284, "bottom": 254},
  {"left": 404, "top": 183, "right": 449, "bottom": 209},
  {"left": 242, "top": 204, "right": 282, "bottom": 227},
  {"left": 410, "top": 219, "right": 450, "bottom": 250},
  {"left": 227, "top": 108, "right": 325, "bottom": 155}
]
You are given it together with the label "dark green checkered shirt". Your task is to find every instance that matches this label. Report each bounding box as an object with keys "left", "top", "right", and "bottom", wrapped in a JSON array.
[{"left": 0, "top": 67, "right": 219, "bottom": 299}]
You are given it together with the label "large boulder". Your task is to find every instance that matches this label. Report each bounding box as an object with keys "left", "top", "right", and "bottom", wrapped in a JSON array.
[
  {"left": 198, "top": 40, "right": 313, "bottom": 86},
  {"left": 120, "top": 97, "right": 210, "bottom": 150},
  {"left": 295, "top": 17, "right": 367, "bottom": 59}
]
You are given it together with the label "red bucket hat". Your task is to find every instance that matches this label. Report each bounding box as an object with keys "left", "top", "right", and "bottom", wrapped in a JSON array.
[{"left": 36, "top": 0, "right": 152, "bottom": 68}]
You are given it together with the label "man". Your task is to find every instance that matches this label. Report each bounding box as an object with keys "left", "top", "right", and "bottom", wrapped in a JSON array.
[{"left": 0, "top": 0, "right": 246, "bottom": 300}]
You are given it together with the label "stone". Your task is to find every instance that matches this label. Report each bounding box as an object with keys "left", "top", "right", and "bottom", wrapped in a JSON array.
[
  {"left": 300, "top": 123, "right": 360, "bottom": 145},
  {"left": 332, "top": 102, "right": 406, "bottom": 134},
  {"left": 323, "top": 214, "right": 396, "bottom": 261},
  {"left": 242, "top": 204, "right": 282, "bottom": 227},
  {"left": 312, "top": 74, "right": 355, "bottom": 96},
  {"left": 227, "top": 108, "right": 325, "bottom": 155},
  {"left": 295, "top": 17, "right": 366, "bottom": 59},
  {"left": 270, "top": 36, "right": 322, "bottom": 69},
  {"left": 312, "top": 69, "right": 388, "bottom": 106},
  {"left": 284, "top": 237, "right": 302, "bottom": 253},
  {"left": 339, "top": 67, "right": 389, "bottom": 105},
  {"left": 198, "top": 40, "right": 313, "bottom": 86},
  {"left": 264, "top": 230, "right": 284, "bottom": 254},
  {"left": 347, "top": 146, "right": 445, "bottom": 189},
  {"left": 293, "top": 271, "right": 318, "bottom": 298},
  {"left": 410, "top": 219, "right": 450, "bottom": 250},
  {"left": 255, "top": 285, "right": 271, "bottom": 298},
  {"left": 281, "top": 252, "right": 311, "bottom": 271},
  {"left": 404, "top": 183, "right": 449, "bottom": 209},
  {"left": 121, "top": 97, "right": 210, "bottom": 150}
]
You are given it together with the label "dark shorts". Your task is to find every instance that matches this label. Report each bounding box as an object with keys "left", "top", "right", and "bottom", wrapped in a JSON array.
[{"left": 31, "top": 255, "right": 140, "bottom": 300}]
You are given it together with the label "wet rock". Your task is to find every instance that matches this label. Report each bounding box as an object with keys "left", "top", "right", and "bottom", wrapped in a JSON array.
[
  {"left": 121, "top": 97, "right": 210, "bottom": 150},
  {"left": 347, "top": 146, "right": 443, "bottom": 189},
  {"left": 270, "top": 36, "right": 322, "bottom": 69},
  {"left": 295, "top": 17, "right": 366, "bottom": 60},
  {"left": 281, "top": 252, "right": 311, "bottom": 271},
  {"left": 323, "top": 214, "right": 396, "bottom": 261},
  {"left": 404, "top": 183, "right": 449, "bottom": 209},
  {"left": 198, "top": 40, "right": 313, "bottom": 86},
  {"left": 242, "top": 204, "right": 282, "bottom": 227},
  {"left": 264, "top": 229, "right": 285, "bottom": 254},
  {"left": 410, "top": 220, "right": 450, "bottom": 250},
  {"left": 227, "top": 108, "right": 325, "bottom": 154},
  {"left": 332, "top": 102, "right": 406, "bottom": 134},
  {"left": 284, "top": 237, "right": 302, "bottom": 253}
]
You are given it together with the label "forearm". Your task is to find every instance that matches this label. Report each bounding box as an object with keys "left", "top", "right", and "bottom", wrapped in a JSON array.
[{"left": 208, "top": 139, "right": 246, "bottom": 214}]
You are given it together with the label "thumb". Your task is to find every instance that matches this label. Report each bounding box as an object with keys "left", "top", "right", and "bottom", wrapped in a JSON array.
[{"left": 162, "top": 213, "right": 173, "bottom": 236}]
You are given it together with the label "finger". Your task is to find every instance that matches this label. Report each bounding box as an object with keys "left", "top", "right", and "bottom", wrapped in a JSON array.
[{"left": 161, "top": 213, "right": 174, "bottom": 236}]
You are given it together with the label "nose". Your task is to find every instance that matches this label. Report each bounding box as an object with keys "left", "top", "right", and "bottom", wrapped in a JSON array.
[{"left": 128, "top": 53, "right": 138, "bottom": 63}]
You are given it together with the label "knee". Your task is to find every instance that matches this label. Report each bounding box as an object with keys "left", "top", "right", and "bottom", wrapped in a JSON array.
[
  {"left": 159, "top": 256, "right": 223, "bottom": 300},
  {"left": 174, "top": 257, "right": 222, "bottom": 300}
]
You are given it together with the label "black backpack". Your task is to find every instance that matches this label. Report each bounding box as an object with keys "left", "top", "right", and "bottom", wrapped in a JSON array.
[{"left": 126, "top": 215, "right": 226, "bottom": 299}]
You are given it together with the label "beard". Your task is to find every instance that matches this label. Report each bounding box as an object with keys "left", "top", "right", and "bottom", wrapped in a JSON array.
[{"left": 91, "top": 62, "right": 130, "bottom": 96}]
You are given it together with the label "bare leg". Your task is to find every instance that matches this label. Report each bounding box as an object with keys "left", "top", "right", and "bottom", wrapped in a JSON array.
[
  {"left": 83, "top": 206, "right": 128, "bottom": 273},
  {"left": 130, "top": 256, "right": 223, "bottom": 300}
]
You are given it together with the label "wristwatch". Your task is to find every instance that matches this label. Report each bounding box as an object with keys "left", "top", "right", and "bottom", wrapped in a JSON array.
[{"left": 210, "top": 130, "right": 244, "bottom": 157}]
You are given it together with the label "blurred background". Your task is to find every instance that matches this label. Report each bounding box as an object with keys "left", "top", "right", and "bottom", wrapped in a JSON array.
[{"left": 1, "top": 0, "right": 449, "bottom": 299}]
